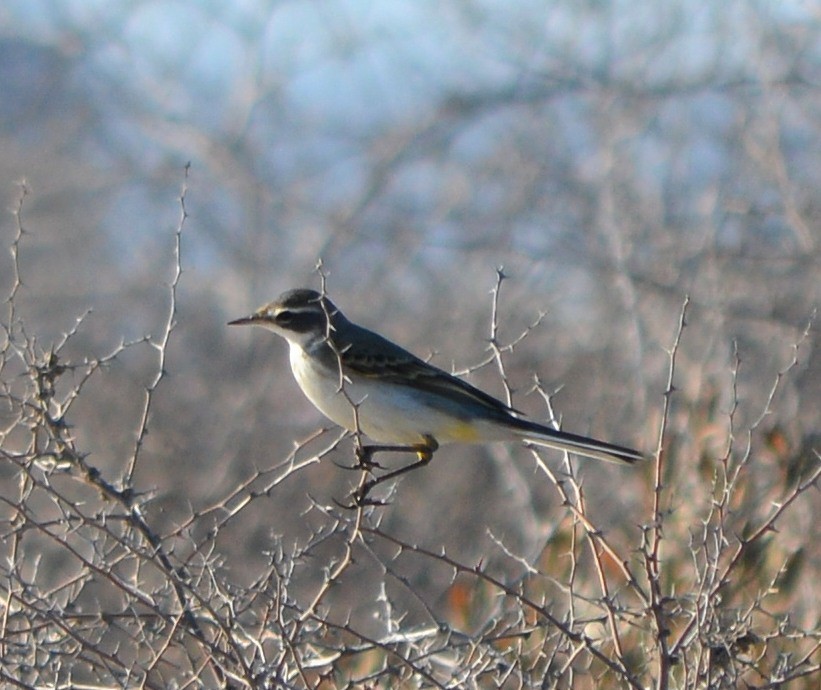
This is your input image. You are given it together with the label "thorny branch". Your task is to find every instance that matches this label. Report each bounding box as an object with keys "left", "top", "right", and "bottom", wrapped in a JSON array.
[{"left": 2, "top": 202, "right": 817, "bottom": 687}]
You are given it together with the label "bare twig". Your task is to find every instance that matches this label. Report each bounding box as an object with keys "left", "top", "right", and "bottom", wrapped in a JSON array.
[
  {"left": 126, "top": 162, "right": 190, "bottom": 485},
  {"left": 645, "top": 294, "right": 689, "bottom": 690}
]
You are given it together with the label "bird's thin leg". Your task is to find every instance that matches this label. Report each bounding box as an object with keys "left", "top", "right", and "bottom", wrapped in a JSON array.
[
  {"left": 347, "top": 436, "right": 439, "bottom": 506},
  {"left": 334, "top": 436, "right": 407, "bottom": 472},
  {"left": 334, "top": 436, "right": 382, "bottom": 471}
]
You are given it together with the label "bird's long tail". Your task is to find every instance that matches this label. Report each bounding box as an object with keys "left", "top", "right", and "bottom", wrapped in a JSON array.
[{"left": 510, "top": 418, "right": 647, "bottom": 465}]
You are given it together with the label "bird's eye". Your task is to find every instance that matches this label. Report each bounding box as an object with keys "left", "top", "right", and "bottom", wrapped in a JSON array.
[{"left": 276, "top": 310, "right": 294, "bottom": 325}]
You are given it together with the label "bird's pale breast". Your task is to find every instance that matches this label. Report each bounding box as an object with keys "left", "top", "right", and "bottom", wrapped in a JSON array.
[{"left": 287, "top": 343, "right": 505, "bottom": 445}]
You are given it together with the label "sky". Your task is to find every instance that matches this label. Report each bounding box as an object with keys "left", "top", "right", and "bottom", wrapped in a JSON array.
[{"left": 1, "top": 0, "right": 818, "bottom": 297}]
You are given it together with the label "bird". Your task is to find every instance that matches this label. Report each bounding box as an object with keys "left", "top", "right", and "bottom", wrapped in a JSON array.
[
  {"left": 229, "top": 288, "right": 645, "bottom": 499},
  {"left": 229, "top": 288, "right": 646, "bottom": 463}
]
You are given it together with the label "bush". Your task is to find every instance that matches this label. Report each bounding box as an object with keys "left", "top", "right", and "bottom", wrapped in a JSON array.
[{"left": 1, "top": 183, "right": 818, "bottom": 689}]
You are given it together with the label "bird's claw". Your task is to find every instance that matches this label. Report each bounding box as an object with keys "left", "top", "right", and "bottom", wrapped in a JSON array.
[
  {"left": 333, "top": 459, "right": 367, "bottom": 472},
  {"left": 333, "top": 483, "right": 390, "bottom": 510},
  {"left": 334, "top": 452, "right": 385, "bottom": 472},
  {"left": 353, "top": 449, "right": 383, "bottom": 471}
]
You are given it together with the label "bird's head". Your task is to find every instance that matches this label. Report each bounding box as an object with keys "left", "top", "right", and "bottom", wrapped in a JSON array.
[{"left": 229, "top": 288, "right": 343, "bottom": 347}]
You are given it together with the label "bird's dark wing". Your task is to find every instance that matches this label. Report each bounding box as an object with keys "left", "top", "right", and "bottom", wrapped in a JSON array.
[{"left": 338, "top": 323, "right": 521, "bottom": 420}]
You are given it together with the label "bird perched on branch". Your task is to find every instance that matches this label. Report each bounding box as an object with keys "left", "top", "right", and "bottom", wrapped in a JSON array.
[{"left": 230, "top": 288, "right": 645, "bottom": 502}]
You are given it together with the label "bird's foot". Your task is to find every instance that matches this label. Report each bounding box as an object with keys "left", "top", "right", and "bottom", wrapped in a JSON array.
[{"left": 334, "top": 479, "right": 390, "bottom": 510}]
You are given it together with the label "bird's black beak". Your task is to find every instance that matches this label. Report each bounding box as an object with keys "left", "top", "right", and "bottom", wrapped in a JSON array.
[{"left": 228, "top": 314, "right": 259, "bottom": 326}]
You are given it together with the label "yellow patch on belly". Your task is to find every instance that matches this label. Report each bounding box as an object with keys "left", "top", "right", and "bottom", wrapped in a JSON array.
[{"left": 444, "top": 420, "right": 482, "bottom": 443}]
